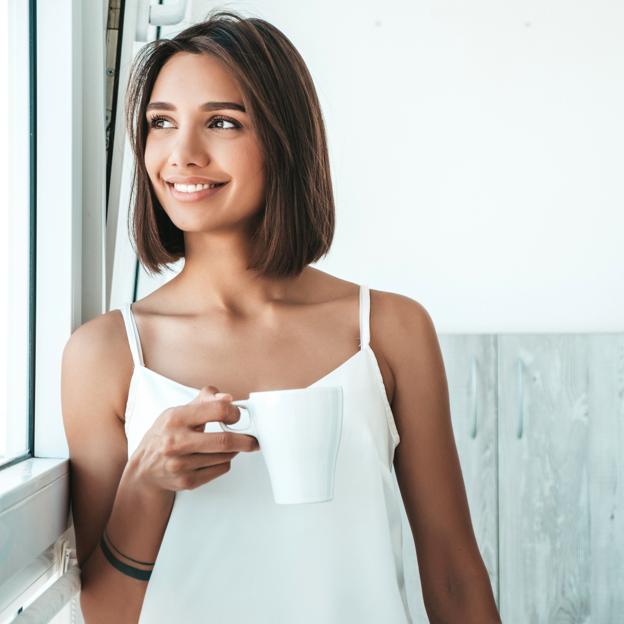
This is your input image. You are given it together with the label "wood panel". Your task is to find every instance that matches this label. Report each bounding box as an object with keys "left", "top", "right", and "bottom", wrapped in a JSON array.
[
  {"left": 499, "top": 335, "right": 592, "bottom": 622},
  {"left": 587, "top": 334, "right": 624, "bottom": 621}
]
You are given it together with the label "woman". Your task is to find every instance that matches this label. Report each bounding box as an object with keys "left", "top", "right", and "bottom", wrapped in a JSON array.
[{"left": 62, "top": 9, "right": 501, "bottom": 623}]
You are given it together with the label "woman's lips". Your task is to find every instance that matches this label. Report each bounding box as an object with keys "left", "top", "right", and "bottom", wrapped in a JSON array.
[{"left": 167, "top": 181, "right": 228, "bottom": 202}]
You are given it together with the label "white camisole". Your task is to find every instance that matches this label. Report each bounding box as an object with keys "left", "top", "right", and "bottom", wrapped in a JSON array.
[{"left": 118, "top": 284, "right": 414, "bottom": 623}]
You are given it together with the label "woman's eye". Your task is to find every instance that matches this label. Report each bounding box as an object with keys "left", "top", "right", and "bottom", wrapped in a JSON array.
[
  {"left": 149, "top": 115, "right": 172, "bottom": 129},
  {"left": 147, "top": 115, "right": 240, "bottom": 130},
  {"left": 209, "top": 116, "right": 240, "bottom": 130}
]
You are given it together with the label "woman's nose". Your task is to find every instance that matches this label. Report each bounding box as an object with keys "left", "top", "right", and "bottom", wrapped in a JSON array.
[{"left": 168, "top": 127, "right": 210, "bottom": 168}]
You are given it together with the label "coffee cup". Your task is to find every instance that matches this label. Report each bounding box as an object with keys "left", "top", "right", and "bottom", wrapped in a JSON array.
[{"left": 218, "top": 385, "right": 343, "bottom": 505}]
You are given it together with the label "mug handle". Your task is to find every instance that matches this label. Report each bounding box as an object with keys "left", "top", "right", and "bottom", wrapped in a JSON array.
[{"left": 219, "top": 399, "right": 258, "bottom": 438}]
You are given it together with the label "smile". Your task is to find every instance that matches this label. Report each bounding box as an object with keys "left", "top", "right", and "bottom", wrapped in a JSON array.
[{"left": 166, "top": 181, "right": 228, "bottom": 202}]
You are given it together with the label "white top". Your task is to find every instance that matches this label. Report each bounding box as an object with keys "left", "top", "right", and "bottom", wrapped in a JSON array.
[{"left": 119, "top": 284, "right": 413, "bottom": 623}]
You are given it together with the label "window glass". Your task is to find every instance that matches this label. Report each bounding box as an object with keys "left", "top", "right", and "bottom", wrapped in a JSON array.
[{"left": 1, "top": 0, "right": 32, "bottom": 467}]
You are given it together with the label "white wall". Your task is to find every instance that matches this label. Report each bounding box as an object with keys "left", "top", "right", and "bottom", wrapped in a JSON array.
[{"left": 156, "top": 0, "right": 624, "bottom": 333}]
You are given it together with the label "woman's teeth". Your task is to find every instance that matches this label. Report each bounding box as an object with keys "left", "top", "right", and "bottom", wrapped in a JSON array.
[{"left": 172, "top": 182, "right": 223, "bottom": 193}]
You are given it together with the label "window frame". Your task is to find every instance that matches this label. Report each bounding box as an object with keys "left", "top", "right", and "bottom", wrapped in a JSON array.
[
  {"left": 1, "top": 0, "right": 36, "bottom": 472},
  {"left": 0, "top": 0, "right": 107, "bottom": 609}
]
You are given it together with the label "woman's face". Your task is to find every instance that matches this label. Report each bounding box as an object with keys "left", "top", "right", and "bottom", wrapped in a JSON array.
[{"left": 144, "top": 52, "right": 265, "bottom": 233}]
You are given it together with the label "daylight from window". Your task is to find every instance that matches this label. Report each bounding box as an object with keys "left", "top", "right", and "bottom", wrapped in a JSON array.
[{"left": 1, "top": 1, "right": 30, "bottom": 466}]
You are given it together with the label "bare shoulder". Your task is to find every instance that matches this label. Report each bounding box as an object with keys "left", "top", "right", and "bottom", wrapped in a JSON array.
[
  {"left": 368, "top": 289, "right": 439, "bottom": 402},
  {"left": 305, "top": 273, "right": 437, "bottom": 402},
  {"left": 62, "top": 307, "right": 135, "bottom": 422},
  {"left": 369, "top": 289, "right": 435, "bottom": 340},
  {"left": 310, "top": 268, "right": 432, "bottom": 326}
]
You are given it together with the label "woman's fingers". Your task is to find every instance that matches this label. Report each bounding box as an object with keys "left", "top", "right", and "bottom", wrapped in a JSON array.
[
  {"left": 165, "top": 451, "right": 239, "bottom": 474},
  {"left": 175, "top": 429, "right": 260, "bottom": 455},
  {"left": 174, "top": 386, "right": 240, "bottom": 429}
]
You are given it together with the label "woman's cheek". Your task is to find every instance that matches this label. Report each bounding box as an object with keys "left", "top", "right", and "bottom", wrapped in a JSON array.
[{"left": 143, "top": 154, "right": 160, "bottom": 189}]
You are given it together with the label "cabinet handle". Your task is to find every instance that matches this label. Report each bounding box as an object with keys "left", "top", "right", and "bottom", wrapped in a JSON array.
[
  {"left": 469, "top": 356, "right": 478, "bottom": 438},
  {"left": 516, "top": 358, "right": 525, "bottom": 439}
]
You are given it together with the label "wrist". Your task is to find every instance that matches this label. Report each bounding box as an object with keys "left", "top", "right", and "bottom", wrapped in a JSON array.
[{"left": 122, "top": 454, "right": 173, "bottom": 506}]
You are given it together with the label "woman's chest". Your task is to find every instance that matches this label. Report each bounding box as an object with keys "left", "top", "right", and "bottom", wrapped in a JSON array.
[{"left": 133, "top": 309, "right": 394, "bottom": 403}]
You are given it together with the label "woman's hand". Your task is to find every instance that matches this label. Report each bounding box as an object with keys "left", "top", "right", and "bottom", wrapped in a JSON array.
[{"left": 129, "top": 386, "right": 259, "bottom": 494}]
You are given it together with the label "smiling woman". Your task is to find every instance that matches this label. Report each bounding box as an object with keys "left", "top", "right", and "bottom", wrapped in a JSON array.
[
  {"left": 62, "top": 7, "right": 501, "bottom": 624},
  {"left": 124, "top": 12, "right": 335, "bottom": 278}
]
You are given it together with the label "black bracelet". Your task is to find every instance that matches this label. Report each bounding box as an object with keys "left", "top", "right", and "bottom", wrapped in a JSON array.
[
  {"left": 103, "top": 529, "right": 156, "bottom": 566},
  {"left": 100, "top": 534, "right": 153, "bottom": 581}
]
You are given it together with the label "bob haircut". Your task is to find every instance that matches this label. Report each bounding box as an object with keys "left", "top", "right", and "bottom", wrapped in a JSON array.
[{"left": 124, "top": 9, "right": 335, "bottom": 278}]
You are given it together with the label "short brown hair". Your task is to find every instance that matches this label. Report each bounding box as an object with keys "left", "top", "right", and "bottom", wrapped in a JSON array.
[{"left": 124, "top": 9, "right": 335, "bottom": 278}]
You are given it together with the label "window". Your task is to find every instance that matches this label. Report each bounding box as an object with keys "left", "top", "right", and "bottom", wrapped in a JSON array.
[{"left": 0, "top": 0, "right": 34, "bottom": 470}]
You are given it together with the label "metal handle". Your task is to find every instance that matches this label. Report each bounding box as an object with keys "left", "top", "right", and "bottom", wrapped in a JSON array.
[
  {"left": 150, "top": 0, "right": 188, "bottom": 26},
  {"left": 516, "top": 358, "right": 525, "bottom": 439},
  {"left": 136, "top": 0, "right": 188, "bottom": 42},
  {"left": 468, "top": 356, "right": 479, "bottom": 439}
]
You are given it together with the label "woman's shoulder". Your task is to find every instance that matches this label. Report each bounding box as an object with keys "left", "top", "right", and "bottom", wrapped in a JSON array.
[
  {"left": 63, "top": 307, "right": 136, "bottom": 422},
  {"left": 311, "top": 268, "right": 429, "bottom": 314},
  {"left": 366, "top": 287, "right": 433, "bottom": 401},
  {"left": 308, "top": 268, "right": 433, "bottom": 342},
  {"left": 369, "top": 287, "right": 434, "bottom": 351},
  {"left": 369, "top": 287, "right": 430, "bottom": 321},
  {"left": 66, "top": 306, "right": 132, "bottom": 356}
]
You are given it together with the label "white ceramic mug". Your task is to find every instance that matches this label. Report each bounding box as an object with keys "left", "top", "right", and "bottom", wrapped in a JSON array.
[{"left": 218, "top": 386, "right": 343, "bottom": 505}]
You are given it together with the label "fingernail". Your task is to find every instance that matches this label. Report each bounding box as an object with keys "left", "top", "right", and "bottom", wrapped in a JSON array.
[{"left": 215, "top": 392, "right": 233, "bottom": 401}]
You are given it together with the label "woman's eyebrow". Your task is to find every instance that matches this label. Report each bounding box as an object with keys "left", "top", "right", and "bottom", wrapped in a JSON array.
[{"left": 146, "top": 101, "right": 246, "bottom": 113}]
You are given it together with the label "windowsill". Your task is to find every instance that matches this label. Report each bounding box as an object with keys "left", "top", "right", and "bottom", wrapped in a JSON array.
[
  {"left": 0, "top": 457, "right": 68, "bottom": 514},
  {"left": 0, "top": 457, "right": 71, "bottom": 587}
]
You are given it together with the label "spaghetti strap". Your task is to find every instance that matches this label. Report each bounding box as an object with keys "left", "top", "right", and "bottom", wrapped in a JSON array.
[
  {"left": 359, "top": 284, "right": 370, "bottom": 348},
  {"left": 119, "top": 303, "right": 145, "bottom": 367}
]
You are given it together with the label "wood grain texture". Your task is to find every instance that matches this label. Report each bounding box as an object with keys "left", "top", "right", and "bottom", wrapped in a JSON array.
[
  {"left": 498, "top": 334, "right": 624, "bottom": 622},
  {"left": 588, "top": 335, "right": 624, "bottom": 621}
]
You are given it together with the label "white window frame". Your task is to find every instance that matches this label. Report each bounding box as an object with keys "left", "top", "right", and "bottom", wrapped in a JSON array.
[{"left": 0, "top": 0, "right": 106, "bottom": 615}]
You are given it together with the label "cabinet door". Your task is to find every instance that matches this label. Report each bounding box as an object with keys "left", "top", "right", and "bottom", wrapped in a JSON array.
[
  {"left": 498, "top": 335, "right": 608, "bottom": 622},
  {"left": 587, "top": 335, "right": 624, "bottom": 620},
  {"left": 399, "top": 334, "right": 499, "bottom": 621}
]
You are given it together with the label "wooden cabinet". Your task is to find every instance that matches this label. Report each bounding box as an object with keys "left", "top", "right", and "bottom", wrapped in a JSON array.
[{"left": 399, "top": 335, "right": 624, "bottom": 623}]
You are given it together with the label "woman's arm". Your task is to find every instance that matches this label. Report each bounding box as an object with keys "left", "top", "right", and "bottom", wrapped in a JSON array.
[
  {"left": 62, "top": 314, "right": 175, "bottom": 623},
  {"left": 374, "top": 291, "right": 501, "bottom": 624}
]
